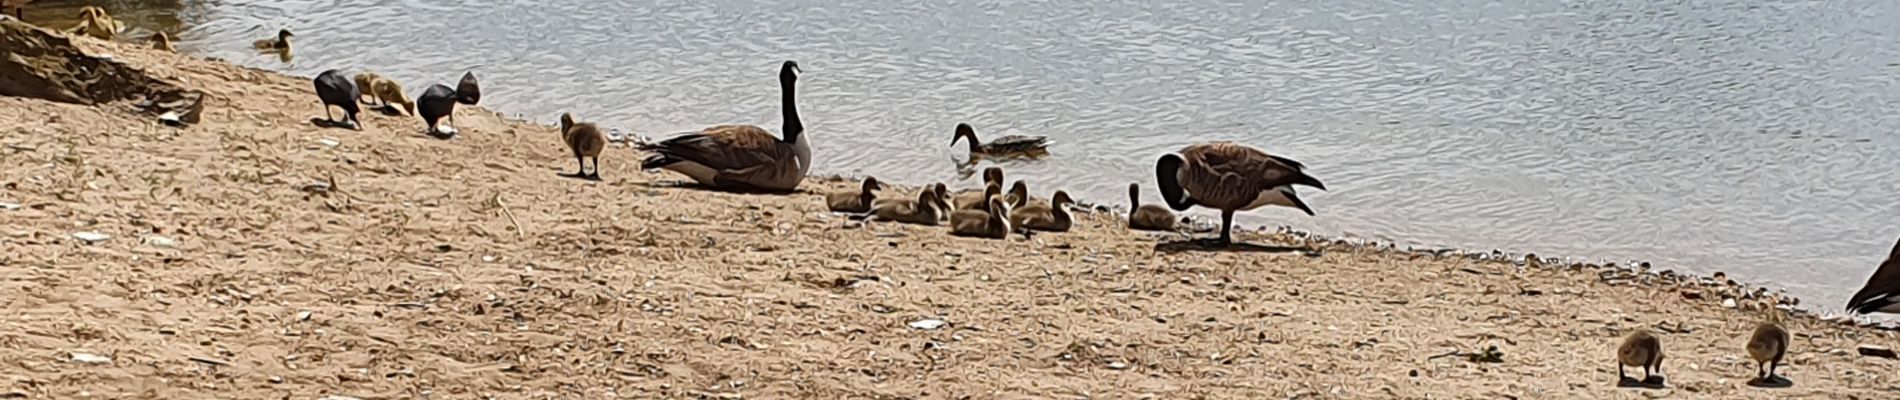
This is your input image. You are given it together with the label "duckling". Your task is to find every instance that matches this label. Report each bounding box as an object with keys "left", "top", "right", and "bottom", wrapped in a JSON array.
[
  {"left": 1617, "top": 329, "right": 1665, "bottom": 385},
  {"left": 416, "top": 84, "right": 458, "bottom": 135},
  {"left": 951, "top": 123, "right": 1050, "bottom": 158},
  {"left": 951, "top": 196, "right": 1012, "bottom": 239},
  {"left": 951, "top": 167, "right": 1004, "bottom": 209},
  {"left": 559, "top": 112, "right": 608, "bottom": 181},
  {"left": 1127, "top": 183, "right": 1176, "bottom": 231},
  {"left": 1009, "top": 190, "right": 1074, "bottom": 232},
  {"left": 253, "top": 29, "right": 292, "bottom": 51},
  {"left": 827, "top": 177, "right": 882, "bottom": 213},
  {"left": 1746, "top": 302, "right": 1791, "bottom": 384},
  {"left": 312, "top": 69, "right": 361, "bottom": 129},
  {"left": 856, "top": 184, "right": 945, "bottom": 226},
  {"left": 149, "top": 32, "right": 175, "bottom": 52},
  {"left": 1005, "top": 180, "right": 1032, "bottom": 208},
  {"left": 353, "top": 72, "right": 382, "bottom": 105},
  {"left": 952, "top": 182, "right": 1004, "bottom": 213},
  {"left": 370, "top": 77, "right": 416, "bottom": 116}
]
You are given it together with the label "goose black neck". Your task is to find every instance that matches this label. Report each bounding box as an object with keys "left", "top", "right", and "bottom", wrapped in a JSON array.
[
  {"left": 781, "top": 76, "right": 802, "bottom": 143},
  {"left": 1128, "top": 184, "right": 1141, "bottom": 216},
  {"left": 1156, "top": 155, "right": 1193, "bottom": 211}
]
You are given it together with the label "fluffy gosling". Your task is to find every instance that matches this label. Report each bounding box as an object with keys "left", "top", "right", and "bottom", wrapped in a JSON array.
[
  {"left": 1617, "top": 329, "right": 1665, "bottom": 385},
  {"left": 149, "top": 32, "right": 175, "bottom": 52},
  {"left": 950, "top": 196, "right": 1012, "bottom": 239},
  {"left": 827, "top": 177, "right": 882, "bottom": 213},
  {"left": 558, "top": 113, "right": 608, "bottom": 180},
  {"left": 1745, "top": 303, "right": 1791, "bottom": 385},
  {"left": 1009, "top": 190, "right": 1074, "bottom": 232},
  {"left": 1127, "top": 183, "right": 1175, "bottom": 231}
]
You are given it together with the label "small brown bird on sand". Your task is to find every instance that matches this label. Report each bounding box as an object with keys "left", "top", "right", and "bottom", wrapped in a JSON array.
[
  {"left": 827, "top": 177, "right": 882, "bottom": 213},
  {"left": 1617, "top": 329, "right": 1665, "bottom": 386},
  {"left": 559, "top": 113, "right": 608, "bottom": 180},
  {"left": 1745, "top": 302, "right": 1791, "bottom": 385}
]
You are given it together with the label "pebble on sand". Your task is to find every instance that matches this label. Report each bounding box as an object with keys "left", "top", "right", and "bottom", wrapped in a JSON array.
[
  {"left": 909, "top": 318, "right": 947, "bottom": 330},
  {"left": 69, "top": 352, "right": 111, "bottom": 364},
  {"left": 142, "top": 235, "right": 176, "bottom": 248},
  {"left": 71, "top": 231, "right": 109, "bottom": 243}
]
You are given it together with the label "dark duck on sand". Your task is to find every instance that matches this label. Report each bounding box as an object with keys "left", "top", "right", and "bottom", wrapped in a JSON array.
[
  {"left": 1155, "top": 142, "right": 1324, "bottom": 245},
  {"left": 416, "top": 84, "right": 458, "bottom": 135},
  {"left": 312, "top": 70, "right": 361, "bottom": 129}
]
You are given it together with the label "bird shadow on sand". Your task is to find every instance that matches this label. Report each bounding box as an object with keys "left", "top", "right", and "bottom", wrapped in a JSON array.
[
  {"left": 308, "top": 118, "right": 356, "bottom": 130},
  {"left": 556, "top": 172, "right": 601, "bottom": 182},
  {"left": 636, "top": 180, "right": 807, "bottom": 195},
  {"left": 1615, "top": 376, "right": 1667, "bottom": 389},
  {"left": 1154, "top": 238, "right": 1314, "bottom": 255},
  {"left": 1746, "top": 376, "right": 1792, "bottom": 388},
  {"left": 370, "top": 105, "right": 405, "bottom": 117}
]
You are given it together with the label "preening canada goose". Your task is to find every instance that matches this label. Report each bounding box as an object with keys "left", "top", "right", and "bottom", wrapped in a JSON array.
[
  {"left": 640, "top": 61, "right": 808, "bottom": 192},
  {"left": 857, "top": 184, "right": 945, "bottom": 225},
  {"left": 1155, "top": 142, "right": 1325, "bottom": 245},
  {"left": 456, "top": 71, "right": 480, "bottom": 105},
  {"left": 1745, "top": 304, "right": 1790, "bottom": 384},
  {"left": 1845, "top": 236, "right": 1900, "bottom": 315},
  {"left": 559, "top": 112, "right": 608, "bottom": 180},
  {"left": 150, "top": 32, "right": 175, "bottom": 52},
  {"left": 826, "top": 177, "right": 881, "bottom": 213},
  {"left": 951, "top": 123, "right": 1049, "bottom": 157},
  {"left": 1009, "top": 190, "right": 1074, "bottom": 232},
  {"left": 253, "top": 29, "right": 292, "bottom": 51},
  {"left": 951, "top": 196, "right": 1012, "bottom": 239},
  {"left": 1617, "top": 329, "right": 1665, "bottom": 385},
  {"left": 416, "top": 84, "right": 458, "bottom": 135},
  {"left": 1127, "top": 183, "right": 1175, "bottom": 231},
  {"left": 312, "top": 70, "right": 361, "bottom": 129}
]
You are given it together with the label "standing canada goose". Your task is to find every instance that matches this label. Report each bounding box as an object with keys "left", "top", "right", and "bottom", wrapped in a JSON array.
[
  {"left": 1617, "top": 329, "right": 1665, "bottom": 385},
  {"left": 951, "top": 196, "right": 1012, "bottom": 239},
  {"left": 856, "top": 184, "right": 945, "bottom": 225},
  {"left": 951, "top": 167, "right": 1005, "bottom": 210},
  {"left": 640, "top": 61, "right": 808, "bottom": 192},
  {"left": 559, "top": 112, "right": 608, "bottom": 180},
  {"left": 456, "top": 71, "right": 481, "bottom": 105},
  {"left": 1155, "top": 142, "right": 1325, "bottom": 245},
  {"left": 150, "top": 32, "right": 175, "bottom": 52},
  {"left": 254, "top": 29, "right": 292, "bottom": 50},
  {"left": 951, "top": 123, "right": 1049, "bottom": 157},
  {"left": 1845, "top": 236, "right": 1900, "bottom": 315},
  {"left": 370, "top": 77, "right": 415, "bottom": 116},
  {"left": 416, "top": 84, "right": 458, "bottom": 135},
  {"left": 1009, "top": 190, "right": 1074, "bottom": 232},
  {"left": 312, "top": 70, "right": 361, "bottom": 129},
  {"left": 826, "top": 177, "right": 882, "bottom": 213},
  {"left": 1127, "top": 183, "right": 1176, "bottom": 231},
  {"left": 1745, "top": 304, "right": 1790, "bottom": 385}
]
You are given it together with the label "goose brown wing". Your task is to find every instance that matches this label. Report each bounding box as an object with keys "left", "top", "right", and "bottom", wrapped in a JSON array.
[
  {"left": 1847, "top": 237, "right": 1900, "bottom": 314},
  {"left": 645, "top": 125, "right": 782, "bottom": 172}
]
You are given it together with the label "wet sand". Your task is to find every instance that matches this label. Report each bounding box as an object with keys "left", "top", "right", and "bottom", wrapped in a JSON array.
[{"left": 1, "top": 21, "right": 1898, "bottom": 398}]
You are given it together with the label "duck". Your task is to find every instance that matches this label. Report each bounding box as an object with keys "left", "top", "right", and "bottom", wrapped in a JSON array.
[
  {"left": 951, "top": 167, "right": 1005, "bottom": 211},
  {"left": 1127, "top": 183, "right": 1176, "bottom": 231},
  {"left": 1845, "top": 236, "right": 1900, "bottom": 315},
  {"left": 826, "top": 177, "right": 882, "bottom": 213},
  {"left": 640, "top": 61, "right": 808, "bottom": 192},
  {"left": 559, "top": 112, "right": 608, "bottom": 181},
  {"left": 253, "top": 28, "right": 292, "bottom": 52},
  {"left": 456, "top": 71, "right": 480, "bottom": 105},
  {"left": 1617, "top": 329, "right": 1665, "bottom": 385},
  {"left": 1155, "top": 142, "right": 1325, "bottom": 245},
  {"left": 415, "top": 84, "right": 458, "bottom": 135},
  {"left": 1009, "top": 190, "right": 1074, "bottom": 232},
  {"left": 312, "top": 69, "right": 361, "bottom": 129},
  {"left": 950, "top": 196, "right": 1012, "bottom": 239},
  {"left": 1745, "top": 303, "right": 1790, "bottom": 384},
  {"left": 369, "top": 77, "right": 415, "bottom": 116},
  {"left": 856, "top": 184, "right": 945, "bottom": 226},
  {"left": 150, "top": 32, "right": 175, "bottom": 52},
  {"left": 951, "top": 123, "right": 1049, "bottom": 158}
]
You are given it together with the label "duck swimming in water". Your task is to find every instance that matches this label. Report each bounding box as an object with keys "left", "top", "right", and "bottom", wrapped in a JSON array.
[
  {"left": 951, "top": 123, "right": 1049, "bottom": 158},
  {"left": 253, "top": 29, "right": 292, "bottom": 51}
]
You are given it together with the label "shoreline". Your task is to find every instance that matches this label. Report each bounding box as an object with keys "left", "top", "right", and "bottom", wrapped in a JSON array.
[{"left": 3, "top": 20, "right": 1898, "bottom": 397}]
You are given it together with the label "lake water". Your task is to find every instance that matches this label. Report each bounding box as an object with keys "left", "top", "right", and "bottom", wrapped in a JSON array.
[{"left": 27, "top": 0, "right": 1900, "bottom": 313}]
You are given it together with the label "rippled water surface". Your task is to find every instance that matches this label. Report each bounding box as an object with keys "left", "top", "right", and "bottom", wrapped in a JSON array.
[{"left": 31, "top": 0, "right": 1900, "bottom": 311}]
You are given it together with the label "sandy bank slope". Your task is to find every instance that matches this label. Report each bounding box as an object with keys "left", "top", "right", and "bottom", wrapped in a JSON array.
[{"left": 1, "top": 21, "right": 1897, "bottom": 399}]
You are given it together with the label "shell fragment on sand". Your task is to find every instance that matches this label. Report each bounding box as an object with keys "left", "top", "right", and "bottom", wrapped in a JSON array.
[
  {"left": 908, "top": 318, "right": 947, "bottom": 330},
  {"left": 0, "top": 201, "right": 17, "bottom": 210},
  {"left": 71, "top": 231, "right": 109, "bottom": 243},
  {"left": 69, "top": 352, "right": 111, "bottom": 364},
  {"left": 142, "top": 235, "right": 176, "bottom": 248}
]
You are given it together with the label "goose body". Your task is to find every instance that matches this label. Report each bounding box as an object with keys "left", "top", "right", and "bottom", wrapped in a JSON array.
[
  {"left": 150, "top": 32, "right": 175, "bottom": 52},
  {"left": 1745, "top": 317, "right": 1789, "bottom": 382},
  {"left": 1846, "top": 237, "right": 1900, "bottom": 314},
  {"left": 827, "top": 177, "right": 882, "bottom": 213},
  {"left": 1155, "top": 142, "right": 1325, "bottom": 244},
  {"left": 951, "top": 197, "right": 1012, "bottom": 239},
  {"left": 1009, "top": 190, "right": 1074, "bottom": 232},
  {"left": 952, "top": 123, "right": 1049, "bottom": 157},
  {"left": 416, "top": 84, "right": 458, "bottom": 135},
  {"left": 560, "top": 113, "right": 608, "bottom": 180},
  {"left": 312, "top": 70, "right": 361, "bottom": 129},
  {"left": 858, "top": 184, "right": 945, "bottom": 225},
  {"left": 641, "top": 61, "right": 809, "bottom": 192},
  {"left": 253, "top": 29, "right": 292, "bottom": 51},
  {"left": 1127, "top": 183, "right": 1176, "bottom": 231},
  {"left": 1617, "top": 330, "right": 1665, "bottom": 383}
]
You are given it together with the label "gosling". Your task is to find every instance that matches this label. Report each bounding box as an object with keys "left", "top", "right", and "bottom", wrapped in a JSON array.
[
  {"left": 353, "top": 72, "right": 382, "bottom": 105},
  {"left": 827, "top": 177, "right": 882, "bottom": 213},
  {"left": 856, "top": 185, "right": 945, "bottom": 226},
  {"left": 1617, "top": 329, "right": 1665, "bottom": 385},
  {"left": 950, "top": 196, "right": 1012, "bottom": 239},
  {"left": 1009, "top": 190, "right": 1074, "bottom": 232},
  {"left": 149, "top": 32, "right": 175, "bottom": 52},
  {"left": 370, "top": 77, "right": 416, "bottom": 116},
  {"left": 952, "top": 182, "right": 1004, "bottom": 213},
  {"left": 1005, "top": 180, "right": 1032, "bottom": 208},
  {"left": 1127, "top": 183, "right": 1176, "bottom": 231},
  {"left": 558, "top": 112, "right": 608, "bottom": 180},
  {"left": 253, "top": 28, "right": 293, "bottom": 51},
  {"left": 1745, "top": 305, "right": 1790, "bottom": 385},
  {"left": 950, "top": 167, "right": 1004, "bottom": 210}
]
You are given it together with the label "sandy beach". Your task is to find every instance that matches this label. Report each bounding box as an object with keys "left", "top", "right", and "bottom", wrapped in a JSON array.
[{"left": 2, "top": 20, "right": 1898, "bottom": 399}]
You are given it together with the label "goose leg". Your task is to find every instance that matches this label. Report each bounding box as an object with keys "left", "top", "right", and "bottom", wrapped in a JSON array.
[
  {"left": 591, "top": 157, "right": 602, "bottom": 181},
  {"left": 1219, "top": 209, "right": 1235, "bottom": 245},
  {"left": 1617, "top": 364, "right": 1626, "bottom": 382},
  {"left": 324, "top": 106, "right": 334, "bottom": 122}
]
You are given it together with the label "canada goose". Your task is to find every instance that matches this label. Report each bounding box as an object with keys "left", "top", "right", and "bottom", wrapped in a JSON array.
[
  {"left": 826, "top": 177, "right": 882, "bottom": 213},
  {"left": 1155, "top": 142, "right": 1325, "bottom": 245},
  {"left": 1127, "top": 183, "right": 1175, "bottom": 231},
  {"left": 456, "top": 71, "right": 480, "bottom": 105},
  {"left": 1845, "top": 236, "right": 1900, "bottom": 315},
  {"left": 951, "top": 123, "right": 1049, "bottom": 157},
  {"left": 1617, "top": 329, "right": 1665, "bottom": 384},
  {"left": 150, "top": 32, "right": 175, "bottom": 52},
  {"left": 312, "top": 70, "right": 361, "bottom": 129},
  {"left": 951, "top": 167, "right": 1005, "bottom": 211},
  {"left": 370, "top": 77, "right": 415, "bottom": 116},
  {"left": 1745, "top": 304, "right": 1790, "bottom": 384},
  {"left": 640, "top": 61, "right": 808, "bottom": 192},
  {"left": 559, "top": 113, "right": 608, "bottom": 180},
  {"left": 416, "top": 84, "right": 458, "bottom": 135},
  {"left": 253, "top": 29, "right": 292, "bottom": 51},
  {"left": 1009, "top": 190, "right": 1074, "bottom": 232},
  {"left": 951, "top": 196, "right": 1012, "bottom": 239},
  {"left": 856, "top": 184, "right": 945, "bottom": 225}
]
